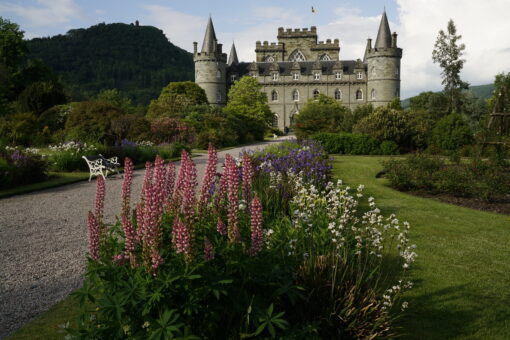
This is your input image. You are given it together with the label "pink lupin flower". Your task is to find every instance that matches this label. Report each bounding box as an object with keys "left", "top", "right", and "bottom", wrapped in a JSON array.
[
  {"left": 242, "top": 152, "right": 253, "bottom": 204},
  {"left": 181, "top": 151, "right": 197, "bottom": 223},
  {"left": 204, "top": 238, "right": 215, "bottom": 261},
  {"left": 225, "top": 154, "right": 241, "bottom": 242},
  {"left": 214, "top": 170, "right": 228, "bottom": 214},
  {"left": 172, "top": 217, "right": 192, "bottom": 257},
  {"left": 249, "top": 196, "right": 264, "bottom": 256},
  {"left": 140, "top": 161, "right": 153, "bottom": 202},
  {"left": 172, "top": 150, "right": 189, "bottom": 208},
  {"left": 94, "top": 176, "right": 105, "bottom": 225},
  {"left": 121, "top": 157, "right": 134, "bottom": 218},
  {"left": 199, "top": 144, "right": 218, "bottom": 209},
  {"left": 121, "top": 214, "right": 137, "bottom": 266},
  {"left": 216, "top": 217, "right": 226, "bottom": 236},
  {"left": 165, "top": 162, "right": 176, "bottom": 204},
  {"left": 135, "top": 203, "right": 145, "bottom": 242},
  {"left": 87, "top": 211, "right": 100, "bottom": 261}
]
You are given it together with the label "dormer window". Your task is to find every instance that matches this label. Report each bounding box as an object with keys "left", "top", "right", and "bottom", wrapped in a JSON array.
[
  {"left": 272, "top": 73, "right": 279, "bottom": 81},
  {"left": 293, "top": 73, "right": 300, "bottom": 80},
  {"left": 357, "top": 72, "right": 363, "bottom": 80},
  {"left": 335, "top": 72, "right": 342, "bottom": 80},
  {"left": 356, "top": 89, "right": 363, "bottom": 100},
  {"left": 314, "top": 72, "right": 321, "bottom": 80},
  {"left": 292, "top": 89, "right": 299, "bottom": 101}
]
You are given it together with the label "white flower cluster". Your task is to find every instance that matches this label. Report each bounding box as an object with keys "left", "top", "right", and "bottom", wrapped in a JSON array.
[
  {"left": 137, "top": 140, "right": 154, "bottom": 147},
  {"left": 49, "top": 141, "right": 97, "bottom": 154}
]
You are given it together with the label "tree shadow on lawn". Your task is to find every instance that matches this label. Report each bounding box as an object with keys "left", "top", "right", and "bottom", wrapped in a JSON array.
[{"left": 397, "top": 281, "right": 510, "bottom": 339}]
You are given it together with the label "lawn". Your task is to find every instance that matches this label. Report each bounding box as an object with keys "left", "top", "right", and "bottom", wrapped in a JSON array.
[
  {"left": 6, "top": 155, "right": 510, "bottom": 339},
  {"left": 333, "top": 155, "right": 510, "bottom": 340}
]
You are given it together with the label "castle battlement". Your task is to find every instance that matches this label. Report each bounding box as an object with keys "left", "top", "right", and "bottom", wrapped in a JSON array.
[{"left": 277, "top": 26, "right": 317, "bottom": 39}]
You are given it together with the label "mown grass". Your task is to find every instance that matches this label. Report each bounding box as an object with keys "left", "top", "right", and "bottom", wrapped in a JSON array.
[
  {"left": 333, "top": 155, "right": 510, "bottom": 340},
  {"left": 6, "top": 155, "right": 510, "bottom": 339}
]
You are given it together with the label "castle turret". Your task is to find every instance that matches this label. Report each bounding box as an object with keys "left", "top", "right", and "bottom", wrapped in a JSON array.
[
  {"left": 366, "top": 10, "right": 402, "bottom": 107},
  {"left": 228, "top": 42, "right": 239, "bottom": 66},
  {"left": 194, "top": 17, "right": 227, "bottom": 106}
]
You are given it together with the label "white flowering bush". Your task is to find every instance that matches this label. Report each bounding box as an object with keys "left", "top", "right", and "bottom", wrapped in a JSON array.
[
  {"left": 264, "top": 173, "right": 416, "bottom": 338},
  {"left": 48, "top": 141, "right": 99, "bottom": 171}
]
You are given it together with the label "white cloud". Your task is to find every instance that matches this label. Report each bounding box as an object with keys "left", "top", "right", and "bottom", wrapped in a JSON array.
[
  {"left": 142, "top": 5, "right": 206, "bottom": 52},
  {"left": 0, "top": 0, "right": 82, "bottom": 27},
  {"left": 397, "top": 0, "right": 510, "bottom": 98}
]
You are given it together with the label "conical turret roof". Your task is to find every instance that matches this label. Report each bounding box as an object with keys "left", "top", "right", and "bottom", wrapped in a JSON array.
[
  {"left": 201, "top": 16, "right": 217, "bottom": 53},
  {"left": 374, "top": 11, "right": 392, "bottom": 49},
  {"left": 228, "top": 42, "right": 239, "bottom": 66},
  {"left": 363, "top": 38, "right": 372, "bottom": 62}
]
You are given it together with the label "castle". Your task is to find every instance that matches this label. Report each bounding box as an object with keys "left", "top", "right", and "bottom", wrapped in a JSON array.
[{"left": 193, "top": 11, "right": 402, "bottom": 130}]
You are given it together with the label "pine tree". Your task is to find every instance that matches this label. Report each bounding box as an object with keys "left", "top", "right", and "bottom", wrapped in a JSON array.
[{"left": 432, "top": 19, "right": 469, "bottom": 113}]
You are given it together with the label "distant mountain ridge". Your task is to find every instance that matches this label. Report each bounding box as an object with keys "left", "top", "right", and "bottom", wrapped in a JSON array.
[
  {"left": 401, "top": 83, "right": 495, "bottom": 109},
  {"left": 26, "top": 23, "right": 194, "bottom": 105}
]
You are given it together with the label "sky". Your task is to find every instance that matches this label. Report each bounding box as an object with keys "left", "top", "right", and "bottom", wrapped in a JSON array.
[{"left": 1, "top": 0, "right": 510, "bottom": 99}]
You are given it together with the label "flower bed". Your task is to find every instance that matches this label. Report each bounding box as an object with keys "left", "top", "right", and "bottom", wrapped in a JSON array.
[
  {"left": 0, "top": 147, "right": 47, "bottom": 189},
  {"left": 69, "top": 141, "right": 416, "bottom": 339}
]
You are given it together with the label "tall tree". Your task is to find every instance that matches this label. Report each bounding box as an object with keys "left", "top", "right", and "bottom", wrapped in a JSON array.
[
  {"left": 432, "top": 19, "right": 468, "bottom": 113},
  {"left": 0, "top": 17, "right": 27, "bottom": 70}
]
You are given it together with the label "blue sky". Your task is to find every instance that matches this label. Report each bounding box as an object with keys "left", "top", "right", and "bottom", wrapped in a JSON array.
[{"left": 2, "top": 0, "right": 510, "bottom": 99}]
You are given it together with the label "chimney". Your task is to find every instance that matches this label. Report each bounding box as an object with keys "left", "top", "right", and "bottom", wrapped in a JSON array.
[
  {"left": 193, "top": 42, "right": 198, "bottom": 55},
  {"left": 392, "top": 32, "right": 397, "bottom": 48}
]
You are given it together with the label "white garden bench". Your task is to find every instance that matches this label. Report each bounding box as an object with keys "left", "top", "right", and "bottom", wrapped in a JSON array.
[{"left": 82, "top": 155, "right": 120, "bottom": 182}]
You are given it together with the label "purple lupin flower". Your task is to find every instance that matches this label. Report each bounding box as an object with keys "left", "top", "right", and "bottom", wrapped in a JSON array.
[{"left": 225, "top": 154, "right": 241, "bottom": 242}]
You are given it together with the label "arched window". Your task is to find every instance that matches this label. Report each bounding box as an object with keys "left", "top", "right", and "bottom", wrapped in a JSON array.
[
  {"left": 313, "top": 89, "right": 320, "bottom": 99},
  {"left": 231, "top": 75, "right": 236, "bottom": 82},
  {"left": 271, "top": 90, "right": 278, "bottom": 101},
  {"left": 272, "top": 73, "right": 279, "bottom": 81},
  {"left": 314, "top": 72, "right": 321, "bottom": 80},
  {"left": 216, "top": 70, "right": 221, "bottom": 79},
  {"left": 272, "top": 114, "right": 279, "bottom": 127},
  {"left": 288, "top": 49, "right": 306, "bottom": 62},
  {"left": 335, "top": 72, "right": 342, "bottom": 80},
  {"left": 335, "top": 89, "right": 342, "bottom": 100},
  {"left": 264, "top": 55, "right": 275, "bottom": 62},
  {"left": 319, "top": 54, "right": 331, "bottom": 61},
  {"left": 371, "top": 89, "right": 376, "bottom": 100},
  {"left": 395, "top": 88, "right": 400, "bottom": 97},
  {"left": 292, "top": 89, "right": 299, "bottom": 101},
  {"left": 356, "top": 89, "right": 363, "bottom": 100},
  {"left": 395, "top": 66, "right": 399, "bottom": 75},
  {"left": 216, "top": 90, "right": 221, "bottom": 102},
  {"left": 357, "top": 72, "right": 363, "bottom": 80},
  {"left": 293, "top": 73, "right": 299, "bottom": 80}
]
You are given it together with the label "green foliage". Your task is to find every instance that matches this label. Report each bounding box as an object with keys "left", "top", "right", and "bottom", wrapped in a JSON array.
[
  {"left": 185, "top": 105, "right": 240, "bottom": 148},
  {"left": 294, "top": 94, "right": 353, "bottom": 139},
  {"left": 147, "top": 81, "right": 207, "bottom": 118},
  {"left": 0, "top": 112, "right": 40, "bottom": 146},
  {"left": 488, "top": 72, "right": 510, "bottom": 113},
  {"left": 432, "top": 19, "right": 469, "bottom": 113},
  {"left": 149, "top": 117, "right": 195, "bottom": 145},
  {"left": 380, "top": 140, "right": 400, "bottom": 155},
  {"left": 354, "top": 106, "right": 414, "bottom": 149},
  {"left": 17, "top": 80, "right": 66, "bottom": 115},
  {"left": 430, "top": 113, "right": 473, "bottom": 151},
  {"left": 383, "top": 153, "right": 510, "bottom": 201},
  {"left": 312, "top": 132, "right": 383, "bottom": 155},
  {"left": 96, "top": 89, "right": 134, "bottom": 113},
  {"left": 26, "top": 23, "right": 194, "bottom": 105},
  {"left": 0, "top": 17, "right": 27, "bottom": 69},
  {"left": 64, "top": 101, "right": 123, "bottom": 144},
  {"left": 409, "top": 91, "right": 449, "bottom": 119},
  {"left": 224, "top": 76, "right": 272, "bottom": 141},
  {"left": 0, "top": 147, "right": 47, "bottom": 189}
]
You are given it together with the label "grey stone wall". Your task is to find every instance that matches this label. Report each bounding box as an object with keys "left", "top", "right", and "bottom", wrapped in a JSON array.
[{"left": 194, "top": 53, "right": 227, "bottom": 106}]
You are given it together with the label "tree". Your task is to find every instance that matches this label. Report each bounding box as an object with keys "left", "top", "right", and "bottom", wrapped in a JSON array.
[
  {"left": 432, "top": 19, "right": 469, "bottom": 113},
  {"left": 294, "top": 94, "right": 353, "bottom": 139},
  {"left": 96, "top": 89, "right": 133, "bottom": 113},
  {"left": 430, "top": 112, "right": 473, "bottom": 150},
  {"left": 147, "top": 81, "right": 208, "bottom": 118},
  {"left": 223, "top": 76, "right": 273, "bottom": 141},
  {"left": 488, "top": 72, "right": 510, "bottom": 113},
  {"left": 18, "top": 81, "right": 67, "bottom": 115},
  {"left": 0, "top": 17, "right": 27, "bottom": 70}
]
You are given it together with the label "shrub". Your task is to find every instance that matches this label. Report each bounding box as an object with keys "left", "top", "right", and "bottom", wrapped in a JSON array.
[
  {"left": 312, "top": 132, "right": 382, "bottom": 155},
  {"left": 0, "top": 112, "right": 40, "bottom": 146},
  {"left": 380, "top": 140, "right": 400, "bottom": 155},
  {"left": 430, "top": 112, "right": 473, "bottom": 151},
  {"left": 48, "top": 141, "right": 98, "bottom": 172},
  {"left": 17, "top": 80, "right": 67, "bottom": 116}
]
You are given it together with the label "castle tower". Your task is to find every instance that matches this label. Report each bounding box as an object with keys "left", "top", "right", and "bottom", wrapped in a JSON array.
[
  {"left": 193, "top": 17, "right": 227, "bottom": 106},
  {"left": 366, "top": 10, "right": 402, "bottom": 107}
]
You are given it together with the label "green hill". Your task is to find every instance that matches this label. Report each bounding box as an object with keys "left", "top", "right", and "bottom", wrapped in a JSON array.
[
  {"left": 402, "top": 83, "right": 495, "bottom": 109},
  {"left": 26, "top": 23, "right": 194, "bottom": 105}
]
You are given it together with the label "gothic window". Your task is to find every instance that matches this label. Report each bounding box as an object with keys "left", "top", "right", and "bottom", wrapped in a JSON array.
[
  {"left": 288, "top": 49, "right": 306, "bottom": 62},
  {"left": 395, "top": 88, "right": 400, "bottom": 97},
  {"left": 272, "top": 114, "right": 279, "bottom": 127},
  {"left": 395, "top": 66, "right": 399, "bottom": 75},
  {"left": 216, "top": 70, "right": 221, "bottom": 79},
  {"left": 314, "top": 72, "right": 321, "bottom": 80},
  {"left": 371, "top": 89, "right": 376, "bottom": 100},
  {"left": 356, "top": 89, "right": 363, "bottom": 100},
  {"left": 271, "top": 90, "right": 278, "bottom": 101},
  {"left": 293, "top": 73, "right": 300, "bottom": 80},
  {"left": 272, "top": 73, "right": 279, "bottom": 81},
  {"left": 292, "top": 89, "right": 299, "bottom": 102},
  {"left": 319, "top": 54, "right": 331, "bottom": 61},
  {"left": 264, "top": 55, "right": 275, "bottom": 62},
  {"left": 231, "top": 75, "right": 236, "bottom": 82},
  {"left": 357, "top": 72, "right": 363, "bottom": 80},
  {"left": 334, "top": 89, "right": 342, "bottom": 100},
  {"left": 335, "top": 72, "right": 342, "bottom": 80},
  {"left": 216, "top": 90, "right": 221, "bottom": 102},
  {"left": 313, "top": 89, "right": 320, "bottom": 99}
]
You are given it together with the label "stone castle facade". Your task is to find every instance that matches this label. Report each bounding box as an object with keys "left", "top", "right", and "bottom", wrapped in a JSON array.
[{"left": 193, "top": 11, "right": 402, "bottom": 131}]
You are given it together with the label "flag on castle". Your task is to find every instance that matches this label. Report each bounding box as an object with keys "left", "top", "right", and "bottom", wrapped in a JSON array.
[{"left": 311, "top": 6, "right": 316, "bottom": 13}]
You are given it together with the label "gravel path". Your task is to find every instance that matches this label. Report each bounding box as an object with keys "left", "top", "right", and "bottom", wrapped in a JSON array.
[{"left": 0, "top": 138, "right": 288, "bottom": 338}]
